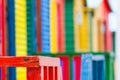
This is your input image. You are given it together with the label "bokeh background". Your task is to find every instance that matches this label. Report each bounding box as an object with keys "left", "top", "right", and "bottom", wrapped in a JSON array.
[{"left": 0, "top": 0, "right": 120, "bottom": 80}]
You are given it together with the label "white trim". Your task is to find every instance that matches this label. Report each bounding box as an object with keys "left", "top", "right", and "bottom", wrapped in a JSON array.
[{"left": 92, "top": 55, "right": 105, "bottom": 61}]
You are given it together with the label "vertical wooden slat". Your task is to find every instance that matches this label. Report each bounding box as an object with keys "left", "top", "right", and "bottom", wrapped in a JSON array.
[
  {"left": 74, "top": 0, "right": 82, "bottom": 52},
  {"left": 79, "top": 12, "right": 90, "bottom": 52},
  {"left": 57, "top": 0, "right": 65, "bottom": 52},
  {"left": 65, "top": 0, "right": 75, "bottom": 52},
  {"left": 60, "top": 57, "right": 70, "bottom": 80},
  {"left": 103, "top": 0, "right": 112, "bottom": 52},
  {"left": 49, "top": 67, "right": 53, "bottom": 80},
  {"left": 74, "top": 56, "right": 81, "bottom": 80},
  {"left": 41, "top": 0, "right": 50, "bottom": 53},
  {"left": 98, "top": 20, "right": 105, "bottom": 51},
  {"left": 50, "top": 0, "right": 58, "bottom": 53},
  {"left": 36, "top": 0, "right": 42, "bottom": 52},
  {"left": 47, "top": 67, "right": 49, "bottom": 80},
  {"left": 81, "top": 54, "right": 92, "bottom": 80},
  {"left": 27, "top": 0, "right": 37, "bottom": 55},
  {"left": 55, "top": 67, "right": 58, "bottom": 80},
  {"left": 53, "top": 67, "right": 55, "bottom": 80},
  {"left": 44, "top": 66, "right": 48, "bottom": 80},
  {"left": 7, "top": 0, "right": 16, "bottom": 79},
  {"left": 15, "top": 0, "right": 27, "bottom": 79},
  {"left": 57, "top": 67, "right": 62, "bottom": 80},
  {"left": 1, "top": 0, "right": 6, "bottom": 79},
  {"left": 41, "top": 66, "right": 44, "bottom": 80}
]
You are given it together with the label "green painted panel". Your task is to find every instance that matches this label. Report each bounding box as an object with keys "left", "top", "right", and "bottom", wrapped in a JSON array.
[
  {"left": 65, "top": 0, "right": 74, "bottom": 53},
  {"left": 27, "top": 0, "right": 34, "bottom": 55}
]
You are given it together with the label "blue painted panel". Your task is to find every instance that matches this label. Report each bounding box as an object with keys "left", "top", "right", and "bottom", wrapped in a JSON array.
[
  {"left": 32, "top": 0, "right": 37, "bottom": 52},
  {"left": 81, "top": 54, "right": 92, "bottom": 80},
  {"left": 92, "top": 55, "right": 106, "bottom": 80},
  {"left": 7, "top": 0, "right": 16, "bottom": 80},
  {"left": 41, "top": 0, "right": 50, "bottom": 53}
]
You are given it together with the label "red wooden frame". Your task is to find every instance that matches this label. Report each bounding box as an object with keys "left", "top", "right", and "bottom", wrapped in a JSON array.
[
  {"left": 1, "top": 0, "right": 6, "bottom": 80},
  {"left": 0, "top": 56, "right": 62, "bottom": 80}
]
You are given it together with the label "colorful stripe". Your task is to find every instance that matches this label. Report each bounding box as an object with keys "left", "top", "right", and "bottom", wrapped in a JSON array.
[
  {"left": 1, "top": 0, "right": 6, "bottom": 80},
  {"left": 60, "top": 57, "right": 70, "bottom": 80},
  {"left": 50, "top": 0, "right": 58, "bottom": 53},
  {"left": 36, "top": 0, "right": 42, "bottom": 52},
  {"left": 79, "top": 11, "right": 90, "bottom": 52},
  {"left": 74, "top": 0, "right": 83, "bottom": 52},
  {"left": 57, "top": 0, "right": 65, "bottom": 52},
  {"left": 81, "top": 54, "right": 92, "bottom": 80},
  {"left": 103, "top": 0, "right": 112, "bottom": 52},
  {"left": 15, "top": 0, "right": 27, "bottom": 80},
  {"left": 74, "top": 56, "right": 81, "bottom": 80},
  {"left": 65, "top": 0, "right": 75, "bottom": 52},
  {"left": 41, "top": 0, "right": 51, "bottom": 53},
  {"left": 7, "top": 0, "right": 16, "bottom": 79},
  {"left": 27, "top": 0, "right": 37, "bottom": 55}
]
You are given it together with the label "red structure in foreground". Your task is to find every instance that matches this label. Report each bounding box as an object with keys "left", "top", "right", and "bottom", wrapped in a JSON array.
[
  {"left": 0, "top": 56, "right": 63, "bottom": 80},
  {"left": 1, "top": 0, "right": 6, "bottom": 80}
]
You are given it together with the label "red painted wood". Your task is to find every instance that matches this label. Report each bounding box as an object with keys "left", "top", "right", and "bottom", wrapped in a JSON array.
[
  {"left": 44, "top": 66, "right": 48, "bottom": 80},
  {"left": 74, "top": 56, "right": 81, "bottom": 80},
  {"left": 55, "top": 67, "right": 58, "bottom": 80},
  {"left": 0, "top": 56, "right": 60, "bottom": 67},
  {"left": 36, "top": 0, "right": 42, "bottom": 52},
  {"left": 49, "top": 67, "right": 54, "bottom": 80},
  {"left": 1, "top": 0, "right": 6, "bottom": 79},
  {"left": 60, "top": 57, "right": 70, "bottom": 80},
  {"left": 57, "top": 0, "right": 65, "bottom": 52},
  {"left": 0, "top": 56, "right": 40, "bottom": 67},
  {"left": 27, "top": 67, "right": 41, "bottom": 80},
  {"left": 103, "top": 0, "right": 112, "bottom": 52},
  {"left": 0, "top": 56, "right": 62, "bottom": 80}
]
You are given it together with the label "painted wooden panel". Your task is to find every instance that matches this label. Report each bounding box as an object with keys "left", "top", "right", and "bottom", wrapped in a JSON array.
[
  {"left": 57, "top": 0, "right": 65, "bottom": 52},
  {"left": 103, "top": 0, "right": 112, "bottom": 52},
  {"left": 74, "top": 0, "right": 83, "bottom": 52},
  {"left": 7, "top": 0, "right": 16, "bottom": 79},
  {"left": 1, "top": 0, "right": 6, "bottom": 80},
  {"left": 50, "top": 0, "right": 58, "bottom": 53},
  {"left": 79, "top": 12, "right": 90, "bottom": 52},
  {"left": 15, "top": 0, "right": 27, "bottom": 80},
  {"left": 41, "top": 0, "right": 51, "bottom": 53},
  {"left": 65, "top": 0, "right": 75, "bottom": 52},
  {"left": 36, "top": 0, "right": 42, "bottom": 52}
]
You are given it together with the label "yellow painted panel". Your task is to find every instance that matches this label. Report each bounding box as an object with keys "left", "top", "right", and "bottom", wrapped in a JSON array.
[
  {"left": 79, "top": 12, "right": 90, "bottom": 52},
  {"left": 74, "top": 0, "right": 90, "bottom": 52},
  {"left": 17, "top": 68, "right": 27, "bottom": 80},
  {"left": 15, "top": 0, "right": 27, "bottom": 80},
  {"left": 74, "top": 0, "right": 83, "bottom": 52},
  {"left": 50, "top": 0, "right": 58, "bottom": 53}
]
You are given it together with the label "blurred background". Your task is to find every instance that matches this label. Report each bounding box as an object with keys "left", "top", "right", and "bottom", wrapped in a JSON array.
[{"left": 0, "top": 0, "right": 120, "bottom": 80}]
